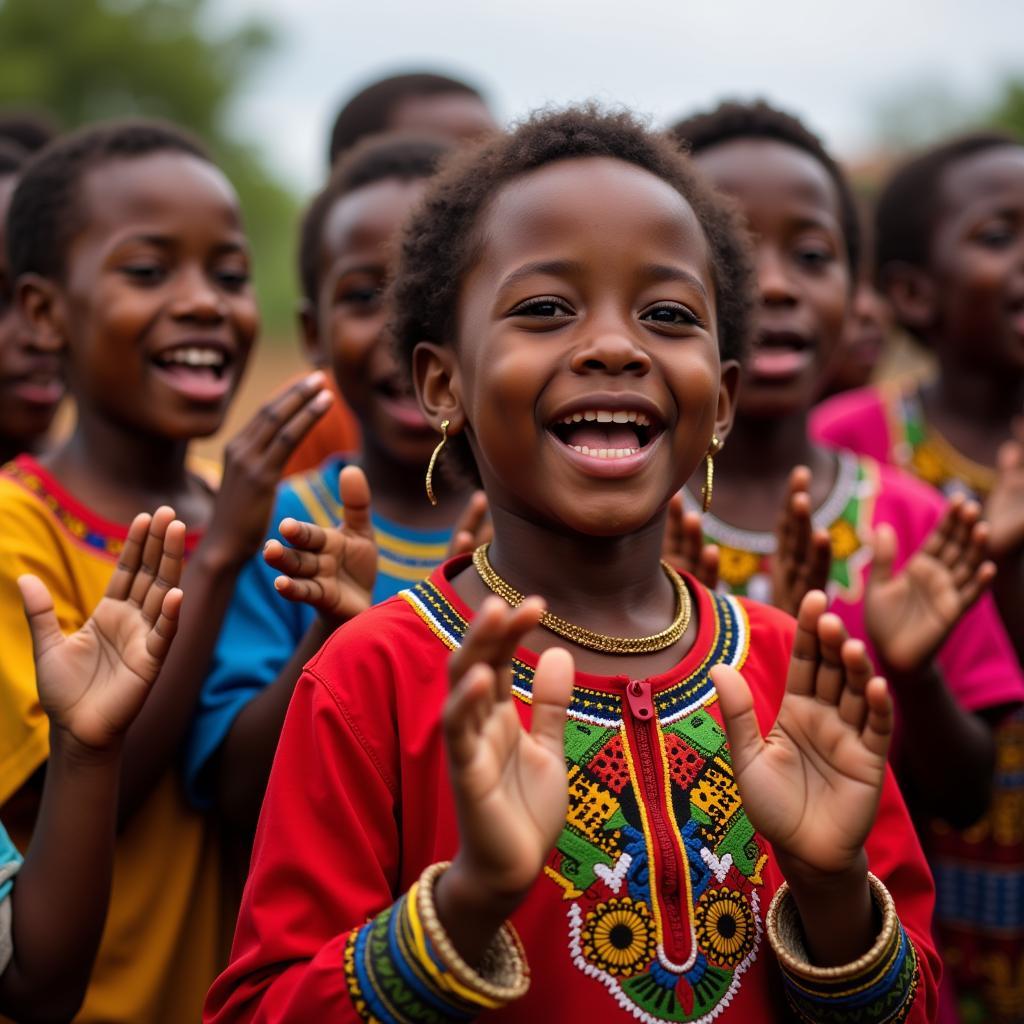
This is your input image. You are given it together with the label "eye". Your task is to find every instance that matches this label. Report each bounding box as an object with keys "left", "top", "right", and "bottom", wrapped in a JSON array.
[
  {"left": 336, "top": 285, "right": 382, "bottom": 306},
  {"left": 215, "top": 267, "right": 250, "bottom": 290},
  {"left": 975, "top": 219, "right": 1016, "bottom": 248},
  {"left": 640, "top": 302, "right": 704, "bottom": 329},
  {"left": 507, "top": 296, "right": 574, "bottom": 319},
  {"left": 120, "top": 263, "right": 166, "bottom": 285},
  {"left": 793, "top": 243, "right": 835, "bottom": 270}
]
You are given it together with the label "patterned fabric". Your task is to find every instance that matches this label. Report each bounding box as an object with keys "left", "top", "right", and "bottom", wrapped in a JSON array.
[{"left": 0, "top": 822, "right": 21, "bottom": 978}]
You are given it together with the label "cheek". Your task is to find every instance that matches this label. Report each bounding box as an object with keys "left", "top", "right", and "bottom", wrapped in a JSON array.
[{"left": 229, "top": 295, "right": 260, "bottom": 348}]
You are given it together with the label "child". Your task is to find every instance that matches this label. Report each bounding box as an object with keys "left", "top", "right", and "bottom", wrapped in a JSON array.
[
  {"left": 206, "top": 108, "right": 939, "bottom": 1023},
  {"left": 284, "top": 73, "right": 500, "bottom": 478},
  {"left": 0, "top": 118, "right": 332, "bottom": 1022},
  {"left": 1, "top": 508, "right": 183, "bottom": 1022},
  {"left": 810, "top": 130, "right": 1024, "bottom": 1023},
  {"left": 0, "top": 142, "right": 63, "bottom": 464},
  {"left": 184, "top": 134, "right": 479, "bottom": 835}
]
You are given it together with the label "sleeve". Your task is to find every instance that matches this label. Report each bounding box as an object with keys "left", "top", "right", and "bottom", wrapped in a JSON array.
[
  {"left": 182, "top": 486, "right": 316, "bottom": 808},
  {"left": 0, "top": 821, "right": 22, "bottom": 976},
  {"left": 768, "top": 767, "right": 940, "bottom": 1023},
  {"left": 0, "top": 491, "right": 84, "bottom": 807},
  {"left": 810, "top": 388, "right": 893, "bottom": 465}
]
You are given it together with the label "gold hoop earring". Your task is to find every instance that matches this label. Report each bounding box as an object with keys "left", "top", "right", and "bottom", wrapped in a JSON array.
[
  {"left": 425, "top": 419, "right": 450, "bottom": 506},
  {"left": 701, "top": 435, "right": 722, "bottom": 513}
]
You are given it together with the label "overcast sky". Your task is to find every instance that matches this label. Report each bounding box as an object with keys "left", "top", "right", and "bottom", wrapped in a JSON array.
[{"left": 217, "top": 0, "right": 1024, "bottom": 193}]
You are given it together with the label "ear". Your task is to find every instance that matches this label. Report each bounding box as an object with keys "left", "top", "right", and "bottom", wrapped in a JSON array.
[
  {"left": 713, "top": 359, "right": 741, "bottom": 445},
  {"left": 878, "top": 262, "right": 936, "bottom": 334},
  {"left": 297, "top": 298, "right": 327, "bottom": 367},
  {"left": 413, "top": 341, "right": 466, "bottom": 433},
  {"left": 16, "top": 274, "right": 67, "bottom": 353}
]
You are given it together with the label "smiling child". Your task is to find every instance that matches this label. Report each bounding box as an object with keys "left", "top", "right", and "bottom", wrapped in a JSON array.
[{"left": 206, "top": 108, "right": 939, "bottom": 1024}]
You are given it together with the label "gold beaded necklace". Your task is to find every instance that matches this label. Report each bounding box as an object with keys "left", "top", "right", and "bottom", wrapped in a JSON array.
[{"left": 472, "top": 543, "right": 692, "bottom": 655}]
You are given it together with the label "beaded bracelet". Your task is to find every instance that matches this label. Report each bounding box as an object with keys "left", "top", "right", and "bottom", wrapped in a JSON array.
[{"left": 412, "top": 861, "right": 531, "bottom": 1008}]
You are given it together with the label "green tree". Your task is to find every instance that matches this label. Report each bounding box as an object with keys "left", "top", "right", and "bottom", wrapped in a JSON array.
[
  {"left": 0, "top": 0, "right": 299, "bottom": 335},
  {"left": 986, "top": 76, "right": 1024, "bottom": 138}
]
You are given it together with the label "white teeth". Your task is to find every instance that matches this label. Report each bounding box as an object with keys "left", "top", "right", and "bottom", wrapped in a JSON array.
[
  {"left": 558, "top": 408, "right": 653, "bottom": 426},
  {"left": 159, "top": 346, "right": 227, "bottom": 368},
  {"left": 571, "top": 445, "right": 640, "bottom": 459},
  {"left": 611, "top": 410, "right": 629, "bottom": 423},
  {"left": 595, "top": 410, "right": 613, "bottom": 422}
]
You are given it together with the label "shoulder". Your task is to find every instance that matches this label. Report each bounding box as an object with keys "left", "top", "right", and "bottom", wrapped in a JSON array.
[
  {"left": 811, "top": 385, "right": 890, "bottom": 453},
  {"left": 870, "top": 458, "right": 945, "bottom": 540}
]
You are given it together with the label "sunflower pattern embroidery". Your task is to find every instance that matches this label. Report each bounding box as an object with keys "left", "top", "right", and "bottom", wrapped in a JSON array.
[
  {"left": 581, "top": 898, "right": 658, "bottom": 977},
  {"left": 694, "top": 888, "right": 756, "bottom": 969}
]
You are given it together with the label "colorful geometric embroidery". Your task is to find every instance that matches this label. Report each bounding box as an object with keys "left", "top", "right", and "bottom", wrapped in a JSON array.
[{"left": 699, "top": 452, "right": 878, "bottom": 605}]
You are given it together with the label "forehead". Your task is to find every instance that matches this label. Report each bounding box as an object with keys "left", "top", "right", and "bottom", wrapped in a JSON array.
[
  {"left": 476, "top": 156, "right": 713, "bottom": 276},
  {"left": 76, "top": 152, "right": 242, "bottom": 239},
  {"left": 938, "top": 145, "right": 1024, "bottom": 219},
  {"left": 695, "top": 138, "right": 841, "bottom": 224},
  {"left": 388, "top": 93, "right": 496, "bottom": 141},
  {"left": 321, "top": 177, "right": 426, "bottom": 264}
]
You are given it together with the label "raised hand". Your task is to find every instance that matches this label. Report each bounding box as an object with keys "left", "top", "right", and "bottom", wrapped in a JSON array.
[
  {"left": 18, "top": 508, "right": 186, "bottom": 753},
  {"left": 208, "top": 372, "right": 333, "bottom": 564},
  {"left": 771, "top": 466, "right": 832, "bottom": 616},
  {"left": 443, "top": 598, "right": 574, "bottom": 901},
  {"left": 865, "top": 495, "right": 996, "bottom": 676},
  {"left": 448, "top": 491, "right": 492, "bottom": 558},
  {"left": 663, "top": 493, "right": 720, "bottom": 589},
  {"left": 985, "top": 420, "right": 1024, "bottom": 560},
  {"left": 710, "top": 591, "right": 892, "bottom": 877},
  {"left": 263, "top": 465, "right": 377, "bottom": 625}
]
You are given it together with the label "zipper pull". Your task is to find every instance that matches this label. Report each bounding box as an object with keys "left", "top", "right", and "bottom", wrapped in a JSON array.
[{"left": 626, "top": 680, "right": 655, "bottom": 721}]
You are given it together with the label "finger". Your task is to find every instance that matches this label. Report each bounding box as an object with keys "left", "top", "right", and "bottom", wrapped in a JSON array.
[
  {"left": 861, "top": 676, "right": 894, "bottom": 759},
  {"left": 809, "top": 530, "right": 833, "bottom": 592},
  {"left": 785, "top": 590, "right": 828, "bottom": 696},
  {"left": 339, "top": 466, "right": 374, "bottom": 538},
  {"left": 106, "top": 512, "right": 153, "bottom": 601},
  {"left": 452, "top": 492, "right": 489, "bottom": 547},
  {"left": 444, "top": 663, "right": 497, "bottom": 769},
  {"left": 997, "top": 436, "right": 1024, "bottom": 473},
  {"left": 140, "top": 519, "right": 187, "bottom": 624},
  {"left": 681, "top": 511, "right": 706, "bottom": 571},
  {"left": 867, "top": 522, "right": 898, "bottom": 588},
  {"left": 246, "top": 371, "right": 327, "bottom": 450},
  {"left": 940, "top": 499, "right": 980, "bottom": 566},
  {"left": 128, "top": 507, "right": 176, "bottom": 608},
  {"left": 812, "top": 612, "right": 848, "bottom": 705},
  {"left": 273, "top": 575, "right": 328, "bottom": 605},
  {"left": 950, "top": 520, "right": 990, "bottom": 588},
  {"left": 263, "top": 540, "right": 324, "bottom": 578},
  {"left": 145, "top": 587, "right": 184, "bottom": 667},
  {"left": 262, "top": 389, "right": 334, "bottom": 469},
  {"left": 530, "top": 647, "right": 574, "bottom": 757},
  {"left": 921, "top": 495, "right": 962, "bottom": 561},
  {"left": 710, "top": 664, "right": 764, "bottom": 775},
  {"left": 448, "top": 530, "right": 476, "bottom": 557},
  {"left": 447, "top": 596, "right": 544, "bottom": 695},
  {"left": 957, "top": 559, "right": 997, "bottom": 610},
  {"left": 277, "top": 517, "right": 332, "bottom": 554},
  {"left": 836, "top": 638, "right": 872, "bottom": 729},
  {"left": 17, "top": 575, "right": 65, "bottom": 662},
  {"left": 698, "top": 544, "right": 720, "bottom": 590}
]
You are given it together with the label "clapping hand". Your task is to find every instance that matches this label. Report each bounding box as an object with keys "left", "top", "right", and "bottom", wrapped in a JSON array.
[
  {"left": 771, "top": 466, "right": 833, "bottom": 616},
  {"left": 663, "top": 493, "right": 720, "bottom": 589}
]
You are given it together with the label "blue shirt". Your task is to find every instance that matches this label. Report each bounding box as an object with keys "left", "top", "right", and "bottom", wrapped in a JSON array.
[
  {"left": 0, "top": 821, "right": 21, "bottom": 901},
  {"left": 183, "top": 457, "right": 452, "bottom": 808}
]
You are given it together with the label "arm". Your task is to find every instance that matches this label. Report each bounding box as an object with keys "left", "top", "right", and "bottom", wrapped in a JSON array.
[
  {"left": 215, "top": 466, "right": 377, "bottom": 831},
  {"left": 115, "top": 374, "right": 333, "bottom": 823},
  {"left": 865, "top": 498, "right": 998, "bottom": 826},
  {"left": 1, "top": 512, "right": 184, "bottom": 1023}
]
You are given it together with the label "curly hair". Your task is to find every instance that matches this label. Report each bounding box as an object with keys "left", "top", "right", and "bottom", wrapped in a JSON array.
[
  {"left": 7, "top": 118, "right": 209, "bottom": 283},
  {"left": 670, "top": 100, "right": 860, "bottom": 277},
  {"left": 874, "top": 131, "right": 1019, "bottom": 277},
  {"left": 391, "top": 105, "right": 755, "bottom": 481},
  {"left": 0, "top": 139, "right": 27, "bottom": 178},
  {"left": 298, "top": 133, "right": 451, "bottom": 305}
]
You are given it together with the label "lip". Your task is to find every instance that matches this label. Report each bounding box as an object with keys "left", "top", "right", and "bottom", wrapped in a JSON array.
[
  {"left": 546, "top": 426, "right": 666, "bottom": 478},
  {"left": 148, "top": 337, "right": 239, "bottom": 405},
  {"left": 8, "top": 377, "right": 65, "bottom": 407},
  {"left": 749, "top": 328, "right": 816, "bottom": 382},
  {"left": 375, "top": 390, "right": 431, "bottom": 432},
  {"left": 545, "top": 391, "right": 667, "bottom": 430}
]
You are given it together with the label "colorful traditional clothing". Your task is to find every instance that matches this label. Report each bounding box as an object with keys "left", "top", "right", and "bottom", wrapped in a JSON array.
[
  {"left": 183, "top": 455, "right": 452, "bottom": 807},
  {"left": 0, "top": 454, "right": 226, "bottom": 1024},
  {"left": 205, "top": 558, "right": 939, "bottom": 1023},
  {"left": 813, "top": 387, "right": 1024, "bottom": 1023}
]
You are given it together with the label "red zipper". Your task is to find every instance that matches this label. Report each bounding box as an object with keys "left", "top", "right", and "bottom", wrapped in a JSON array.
[{"left": 624, "top": 679, "right": 693, "bottom": 968}]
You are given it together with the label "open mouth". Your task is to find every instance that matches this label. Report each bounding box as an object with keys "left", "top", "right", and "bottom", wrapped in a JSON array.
[
  {"left": 150, "top": 343, "right": 235, "bottom": 402},
  {"left": 549, "top": 407, "right": 661, "bottom": 460},
  {"left": 750, "top": 330, "right": 814, "bottom": 381},
  {"left": 372, "top": 376, "right": 430, "bottom": 431},
  {"left": 9, "top": 372, "right": 64, "bottom": 407}
]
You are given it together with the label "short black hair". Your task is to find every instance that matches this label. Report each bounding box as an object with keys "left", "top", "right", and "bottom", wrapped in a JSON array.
[
  {"left": 875, "top": 131, "right": 1020, "bottom": 276},
  {"left": 327, "top": 72, "right": 485, "bottom": 166},
  {"left": 392, "top": 106, "right": 755, "bottom": 479},
  {"left": 8, "top": 118, "right": 210, "bottom": 283},
  {"left": 0, "top": 140, "right": 27, "bottom": 177},
  {"left": 298, "top": 133, "right": 451, "bottom": 305},
  {"left": 0, "top": 111, "right": 57, "bottom": 154},
  {"left": 670, "top": 100, "right": 861, "bottom": 277}
]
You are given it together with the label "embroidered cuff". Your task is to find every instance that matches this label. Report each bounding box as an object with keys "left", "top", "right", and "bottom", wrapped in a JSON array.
[
  {"left": 344, "top": 861, "right": 530, "bottom": 1023},
  {"left": 766, "top": 872, "right": 920, "bottom": 1024}
]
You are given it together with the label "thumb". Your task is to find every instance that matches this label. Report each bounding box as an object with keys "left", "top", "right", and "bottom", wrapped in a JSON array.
[
  {"left": 17, "top": 575, "right": 65, "bottom": 661},
  {"left": 709, "top": 664, "right": 764, "bottom": 773},
  {"left": 868, "top": 522, "right": 897, "bottom": 587},
  {"left": 530, "top": 647, "right": 574, "bottom": 756},
  {"left": 339, "top": 465, "right": 373, "bottom": 537}
]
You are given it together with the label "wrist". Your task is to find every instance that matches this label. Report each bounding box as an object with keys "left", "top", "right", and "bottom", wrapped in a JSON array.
[
  {"left": 48, "top": 725, "right": 123, "bottom": 771},
  {"left": 193, "top": 532, "right": 250, "bottom": 575},
  {"left": 437, "top": 857, "right": 527, "bottom": 933}
]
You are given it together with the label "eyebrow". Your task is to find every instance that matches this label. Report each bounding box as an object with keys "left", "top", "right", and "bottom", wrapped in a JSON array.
[
  {"left": 499, "top": 258, "right": 709, "bottom": 298},
  {"left": 116, "top": 233, "right": 247, "bottom": 254}
]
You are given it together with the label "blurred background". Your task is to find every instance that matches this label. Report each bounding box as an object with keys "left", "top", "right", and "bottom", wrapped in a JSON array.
[{"left": 2, "top": 0, "right": 1023, "bottom": 443}]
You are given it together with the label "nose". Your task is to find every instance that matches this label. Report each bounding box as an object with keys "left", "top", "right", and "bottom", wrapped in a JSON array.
[
  {"left": 569, "top": 321, "right": 651, "bottom": 376},
  {"left": 757, "top": 246, "right": 798, "bottom": 308},
  {"left": 169, "top": 265, "right": 227, "bottom": 324}
]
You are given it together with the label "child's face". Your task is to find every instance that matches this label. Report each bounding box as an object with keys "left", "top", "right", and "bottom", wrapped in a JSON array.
[
  {"left": 311, "top": 178, "right": 437, "bottom": 465},
  {"left": 427, "top": 156, "right": 735, "bottom": 538},
  {"left": 923, "top": 146, "right": 1024, "bottom": 368},
  {"left": 34, "top": 152, "right": 257, "bottom": 440},
  {"left": 0, "top": 173, "right": 64, "bottom": 446},
  {"left": 694, "top": 139, "right": 850, "bottom": 418}
]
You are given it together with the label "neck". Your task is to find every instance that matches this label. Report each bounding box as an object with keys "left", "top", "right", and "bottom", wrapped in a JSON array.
[
  {"left": 717, "top": 408, "right": 816, "bottom": 481},
  {"left": 932, "top": 349, "right": 1024, "bottom": 429},
  {"left": 358, "top": 431, "right": 473, "bottom": 527}
]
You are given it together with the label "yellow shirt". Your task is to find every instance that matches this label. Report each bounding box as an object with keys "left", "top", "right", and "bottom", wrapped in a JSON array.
[{"left": 0, "top": 455, "right": 225, "bottom": 1023}]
